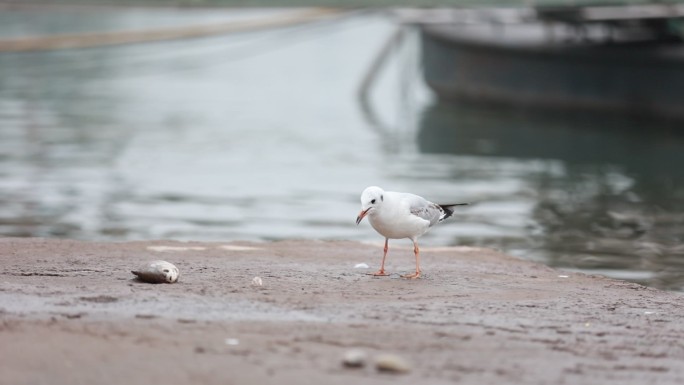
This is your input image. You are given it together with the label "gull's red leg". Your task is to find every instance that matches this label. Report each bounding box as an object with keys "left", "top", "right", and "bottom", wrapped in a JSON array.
[
  {"left": 401, "top": 241, "right": 421, "bottom": 279},
  {"left": 370, "top": 238, "right": 390, "bottom": 276}
]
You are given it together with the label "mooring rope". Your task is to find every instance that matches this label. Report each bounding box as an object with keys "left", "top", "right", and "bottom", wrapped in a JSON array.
[{"left": 0, "top": 7, "right": 343, "bottom": 52}]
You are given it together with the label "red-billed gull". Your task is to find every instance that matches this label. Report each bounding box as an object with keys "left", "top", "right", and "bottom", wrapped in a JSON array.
[{"left": 356, "top": 186, "right": 468, "bottom": 279}]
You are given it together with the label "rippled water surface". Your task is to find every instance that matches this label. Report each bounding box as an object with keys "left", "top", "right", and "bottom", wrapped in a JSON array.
[{"left": 1, "top": 7, "right": 683, "bottom": 291}]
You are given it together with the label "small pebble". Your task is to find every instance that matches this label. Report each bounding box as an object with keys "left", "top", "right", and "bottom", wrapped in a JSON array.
[
  {"left": 252, "top": 276, "right": 263, "bottom": 286},
  {"left": 375, "top": 353, "right": 411, "bottom": 374},
  {"left": 342, "top": 349, "right": 367, "bottom": 368},
  {"left": 354, "top": 263, "right": 369, "bottom": 269},
  {"left": 224, "top": 338, "right": 240, "bottom": 346},
  {"left": 131, "top": 260, "right": 179, "bottom": 283}
]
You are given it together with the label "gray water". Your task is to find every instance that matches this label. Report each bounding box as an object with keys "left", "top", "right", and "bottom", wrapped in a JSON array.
[{"left": 1, "top": 7, "right": 683, "bottom": 291}]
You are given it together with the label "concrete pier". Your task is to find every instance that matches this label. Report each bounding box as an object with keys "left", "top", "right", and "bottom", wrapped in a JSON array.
[{"left": 1, "top": 238, "right": 683, "bottom": 384}]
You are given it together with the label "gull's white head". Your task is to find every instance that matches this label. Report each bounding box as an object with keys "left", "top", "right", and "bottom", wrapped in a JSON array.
[{"left": 356, "top": 186, "right": 385, "bottom": 225}]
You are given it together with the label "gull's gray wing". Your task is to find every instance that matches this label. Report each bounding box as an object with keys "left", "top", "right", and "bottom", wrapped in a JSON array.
[{"left": 402, "top": 193, "right": 446, "bottom": 227}]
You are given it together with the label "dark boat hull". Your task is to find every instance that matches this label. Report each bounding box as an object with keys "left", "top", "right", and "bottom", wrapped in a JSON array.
[{"left": 420, "top": 23, "right": 684, "bottom": 119}]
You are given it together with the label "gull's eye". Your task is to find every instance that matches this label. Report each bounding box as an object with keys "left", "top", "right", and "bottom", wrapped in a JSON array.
[{"left": 371, "top": 199, "right": 376, "bottom": 204}]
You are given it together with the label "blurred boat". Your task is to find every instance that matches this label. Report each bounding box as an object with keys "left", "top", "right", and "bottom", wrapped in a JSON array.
[{"left": 409, "top": 5, "right": 684, "bottom": 120}]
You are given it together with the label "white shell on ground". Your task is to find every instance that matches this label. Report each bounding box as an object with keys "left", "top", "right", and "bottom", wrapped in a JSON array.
[
  {"left": 131, "top": 260, "right": 179, "bottom": 283},
  {"left": 342, "top": 349, "right": 368, "bottom": 368},
  {"left": 375, "top": 353, "right": 411, "bottom": 373}
]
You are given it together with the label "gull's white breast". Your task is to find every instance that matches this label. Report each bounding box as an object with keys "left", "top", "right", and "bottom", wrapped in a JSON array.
[{"left": 368, "top": 194, "right": 431, "bottom": 240}]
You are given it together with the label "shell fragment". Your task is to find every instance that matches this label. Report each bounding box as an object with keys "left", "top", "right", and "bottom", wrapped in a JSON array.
[{"left": 132, "top": 260, "right": 179, "bottom": 283}]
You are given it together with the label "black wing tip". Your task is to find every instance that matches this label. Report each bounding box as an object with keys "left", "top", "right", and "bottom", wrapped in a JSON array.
[{"left": 438, "top": 203, "right": 469, "bottom": 220}]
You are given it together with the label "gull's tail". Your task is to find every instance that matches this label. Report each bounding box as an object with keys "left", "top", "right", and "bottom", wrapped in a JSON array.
[{"left": 438, "top": 203, "right": 469, "bottom": 221}]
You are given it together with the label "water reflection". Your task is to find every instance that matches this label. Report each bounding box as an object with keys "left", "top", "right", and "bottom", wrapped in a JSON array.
[
  {"left": 0, "top": 8, "right": 400, "bottom": 242},
  {"left": 0, "top": 47, "right": 125, "bottom": 238},
  {"left": 418, "top": 101, "right": 684, "bottom": 291}
]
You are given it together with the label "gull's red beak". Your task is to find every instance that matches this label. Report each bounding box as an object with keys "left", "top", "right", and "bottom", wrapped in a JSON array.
[{"left": 356, "top": 208, "right": 370, "bottom": 225}]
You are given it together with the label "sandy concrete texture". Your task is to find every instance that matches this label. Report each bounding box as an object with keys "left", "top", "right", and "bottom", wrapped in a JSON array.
[{"left": 1, "top": 237, "right": 683, "bottom": 385}]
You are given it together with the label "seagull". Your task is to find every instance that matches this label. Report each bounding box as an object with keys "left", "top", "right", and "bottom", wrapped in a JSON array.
[{"left": 356, "top": 186, "right": 468, "bottom": 279}]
